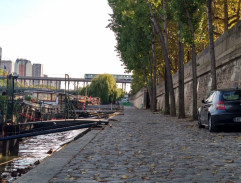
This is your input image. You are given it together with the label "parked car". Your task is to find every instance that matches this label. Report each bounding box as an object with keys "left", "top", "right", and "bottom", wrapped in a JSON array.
[{"left": 198, "top": 88, "right": 241, "bottom": 132}]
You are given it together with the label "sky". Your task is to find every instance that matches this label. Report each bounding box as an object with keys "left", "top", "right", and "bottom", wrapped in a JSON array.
[{"left": 0, "top": 0, "right": 127, "bottom": 79}]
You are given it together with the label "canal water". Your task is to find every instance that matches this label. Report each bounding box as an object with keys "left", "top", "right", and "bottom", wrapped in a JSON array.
[{"left": 0, "top": 128, "right": 87, "bottom": 182}]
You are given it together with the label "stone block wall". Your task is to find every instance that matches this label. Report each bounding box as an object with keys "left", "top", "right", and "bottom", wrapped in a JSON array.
[
  {"left": 129, "top": 88, "right": 148, "bottom": 109},
  {"left": 157, "top": 20, "right": 241, "bottom": 116}
]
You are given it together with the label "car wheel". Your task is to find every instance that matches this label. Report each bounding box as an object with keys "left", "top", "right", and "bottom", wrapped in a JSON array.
[
  {"left": 208, "top": 116, "right": 218, "bottom": 132},
  {"left": 198, "top": 114, "right": 205, "bottom": 128}
]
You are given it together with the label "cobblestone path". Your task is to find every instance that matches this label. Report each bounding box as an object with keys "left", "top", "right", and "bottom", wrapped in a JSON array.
[{"left": 50, "top": 106, "right": 241, "bottom": 183}]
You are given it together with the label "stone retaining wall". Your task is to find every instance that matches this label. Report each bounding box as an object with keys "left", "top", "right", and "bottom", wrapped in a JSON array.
[
  {"left": 157, "top": 20, "right": 241, "bottom": 115},
  {"left": 129, "top": 88, "right": 148, "bottom": 109}
]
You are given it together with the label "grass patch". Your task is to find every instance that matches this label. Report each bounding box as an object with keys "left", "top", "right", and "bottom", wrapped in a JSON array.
[{"left": 123, "top": 102, "right": 131, "bottom": 106}]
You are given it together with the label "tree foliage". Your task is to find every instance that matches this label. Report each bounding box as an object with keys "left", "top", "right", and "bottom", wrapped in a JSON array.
[
  {"left": 108, "top": 0, "right": 241, "bottom": 114},
  {"left": 79, "top": 74, "right": 124, "bottom": 104},
  {"left": 130, "top": 70, "right": 145, "bottom": 95},
  {"left": 108, "top": 0, "right": 152, "bottom": 89},
  {"left": 213, "top": 0, "right": 241, "bottom": 36}
]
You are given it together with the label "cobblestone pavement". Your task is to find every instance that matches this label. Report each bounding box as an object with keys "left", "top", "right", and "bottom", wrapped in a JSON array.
[{"left": 49, "top": 106, "right": 241, "bottom": 183}]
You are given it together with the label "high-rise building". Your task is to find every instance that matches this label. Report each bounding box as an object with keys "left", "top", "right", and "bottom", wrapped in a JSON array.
[
  {"left": 32, "top": 64, "right": 43, "bottom": 86},
  {"left": 32, "top": 63, "right": 43, "bottom": 77},
  {"left": 15, "top": 59, "right": 32, "bottom": 77},
  {"left": 15, "top": 59, "right": 32, "bottom": 86},
  {"left": 0, "top": 60, "right": 14, "bottom": 74}
]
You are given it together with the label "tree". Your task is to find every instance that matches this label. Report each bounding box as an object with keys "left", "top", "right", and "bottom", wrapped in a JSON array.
[
  {"left": 224, "top": 0, "right": 228, "bottom": 31},
  {"left": 169, "top": 0, "right": 206, "bottom": 119},
  {"left": 183, "top": 0, "right": 198, "bottom": 120},
  {"left": 79, "top": 85, "right": 91, "bottom": 96},
  {"left": 108, "top": 0, "right": 240, "bottom": 117},
  {"left": 178, "top": 22, "right": 185, "bottom": 118},
  {"left": 163, "top": 0, "right": 170, "bottom": 115},
  {"left": 207, "top": 0, "right": 217, "bottom": 90},
  {"left": 130, "top": 70, "right": 145, "bottom": 95},
  {"left": 213, "top": 0, "right": 241, "bottom": 36},
  {"left": 151, "top": 26, "right": 157, "bottom": 111},
  {"left": 86, "top": 74, "right": 123, "bottom": 104},
  {"left": 149, "top": 2, "right": 176, "bottom": 116},
  {"left": 108, "top": 0, "right": 156, "bottom": 108}
]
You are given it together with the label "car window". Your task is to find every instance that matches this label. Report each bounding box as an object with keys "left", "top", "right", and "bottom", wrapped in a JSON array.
[
  {"left": 205, "top": 91, "right": 213, "bottom": 101},
  {"left": 223, "top": 90, "right": 241, "bottom": 101},
  {"left": 206, "top": 91, "right": 215, "bottom": 103},
  {"left": 210, "top": 92, "right": 217, "bottom": 102}
]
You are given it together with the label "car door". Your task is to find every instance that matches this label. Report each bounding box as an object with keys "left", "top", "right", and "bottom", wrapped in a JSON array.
[
  {"left": 200, "top": 92, "right": 212, "bottom": 123},
  {"left": 202, "top": 92, "right": 216, "bottom": 125}
]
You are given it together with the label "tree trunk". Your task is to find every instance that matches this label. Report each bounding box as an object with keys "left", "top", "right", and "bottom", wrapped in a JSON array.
[
  {"left": 152, "top": 26, "right": 157, "bottom": 112},
  {"left": 237, "top": 0, "right": 241, "bottom": 23},
  {"left": 163, "top": 0, "right": 170, "bottom": 115},
  {"left": 191, "top": 43, "right": 197, "bottom": 120},
  {"left": 183, "top": 0, "right": 197, "bottom": 120},
  {"left": 149, "top": 3, "right": 176, "bottom": 116},
  {"left": 143, "top": 68, "right": 152, "bottom": 109},
  {"left": 207, "top": 0, "right": 217, "bottom": 90},
  {"left": 178, "top": 22, "right": 185, "bottom": 119},
  {"left": 148, "top": 56, "right": 153, "bottom": 111},
  {"left": 224, "top": 0, "right": 228, "bottom": 31},
  {"left": 148, "top": 86, "right": 153, "bottom": 110},
  {"left": 164, "top": 69, "right": 170, "bottom": 114},
  {"left": 163, "top": 0, "right": 168, "bottom": 51}
]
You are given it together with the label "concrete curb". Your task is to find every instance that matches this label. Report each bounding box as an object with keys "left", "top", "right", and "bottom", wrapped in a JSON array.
[{"left": 13, "top": 129, "right": 101, "bottom": 183}]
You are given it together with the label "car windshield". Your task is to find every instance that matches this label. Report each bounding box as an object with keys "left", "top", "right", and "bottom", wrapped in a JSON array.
[{"left": 222, "top": 90, "right": 241, "bottom": 101}]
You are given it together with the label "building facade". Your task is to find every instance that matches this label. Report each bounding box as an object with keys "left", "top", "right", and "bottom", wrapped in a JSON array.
[
  {"left": 15, "top": 59, "right": 32, "bottom": 77},
  {"left": 0, "top": 60, "right": 14, "bottom": 74},
  {"left": 32, "top": 63, "right": 43, "bottom": 77},
  {"left": 32, "top": 64, "right": 43, "bottom": 86},
  {"left": 15, "top": 59, "right": 32, "bottom": 86}
]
